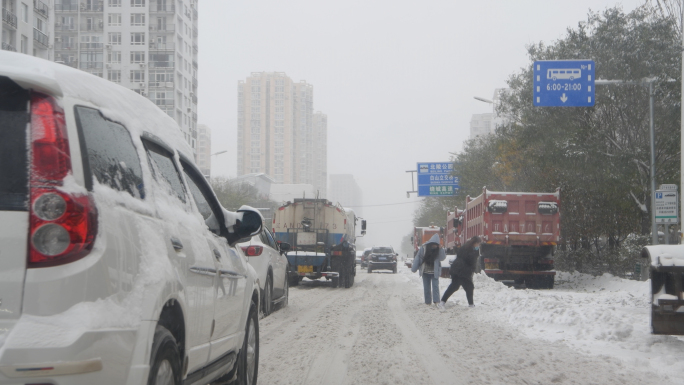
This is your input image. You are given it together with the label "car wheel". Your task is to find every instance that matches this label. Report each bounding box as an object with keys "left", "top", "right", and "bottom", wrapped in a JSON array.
[
  {"left": 237, "top": 300, "right": 259, "bottom": 385},
  {"left": 263, "top": 277, "right": 272, "bottom": 316},
  {"left": 393, "top": 265, "right": 397, "bottom": 274},
  {"left": 282, "top": 273, "right": 289, "bottom": 308},
  {"left": 147, "top": 325, "right": 182, "bottom": 385},
  {"left": 367, "top": 266, "right": 372, "bottom": 273}
]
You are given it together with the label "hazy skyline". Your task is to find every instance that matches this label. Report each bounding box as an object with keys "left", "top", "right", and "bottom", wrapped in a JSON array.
[{"left": 198, "top": 0, "right": 642, "bottom": 250}]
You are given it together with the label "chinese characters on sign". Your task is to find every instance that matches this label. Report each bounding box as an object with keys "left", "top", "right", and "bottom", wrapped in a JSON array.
[
  {"left": 417, "top": 162, "right": 459, "bottom": 197},
  {"left": 655, "top": 188, "right": 679, "bottom": 224}
]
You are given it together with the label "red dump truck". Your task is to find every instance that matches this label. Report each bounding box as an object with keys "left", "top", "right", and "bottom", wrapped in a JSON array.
[
  {"left": 461, "top": 188, "right": 560, "bottom": 289},
  {"left": 413, "top": 225, "right": 444, "bottom": 254},
  {"left": 446, "top": 208, "right": 464, "bottom": 254}
]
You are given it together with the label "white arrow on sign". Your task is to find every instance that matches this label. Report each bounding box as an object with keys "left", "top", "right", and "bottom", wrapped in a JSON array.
[{"left": 560, "top": 93, "right": 568, "bottom": 103}]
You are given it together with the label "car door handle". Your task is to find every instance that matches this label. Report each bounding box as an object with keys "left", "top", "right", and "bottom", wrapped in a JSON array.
[
  {"left": 189, "top": 266, "right": 217, "bottom": 276},
  {"left": 171, "top": 237, "right": 184, "bottom": 251},
  {"left": 219, "top": 269, "right": 246, "bottom": 279},
  {"left": 213, "top": 249, "right": 221, "bottom": 261}
]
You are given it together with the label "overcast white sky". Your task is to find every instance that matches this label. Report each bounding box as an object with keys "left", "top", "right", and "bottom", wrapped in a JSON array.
[{"left": 198, "top": 0, "right": 643, "bottom": 251}]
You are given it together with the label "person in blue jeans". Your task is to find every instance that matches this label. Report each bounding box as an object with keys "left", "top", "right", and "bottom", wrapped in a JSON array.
[{"left": 411, "top": 234, "right": 446, "bottom": 305}]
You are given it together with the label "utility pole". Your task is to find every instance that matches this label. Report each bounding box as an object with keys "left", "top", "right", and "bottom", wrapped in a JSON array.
[
  {"left": 595, "top": 78, "right": 659, "bottom": 244},
  {"left": 680, "top": 4, "right": 683, "bottom": 243}
]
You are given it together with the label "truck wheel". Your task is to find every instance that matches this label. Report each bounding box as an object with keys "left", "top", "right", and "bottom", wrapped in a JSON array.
[
  {"left": 289, "top": 275, "right": 299, "bottom": 287},
  {"left": 331, "top": 276, "right": 340, "bottom": 288},
  {"left": 344, "top": 261, "right": 352, "bottom": 288},
  {"left": 525, "top": 276, "right": 538, "bottom": 289},
  {"left": 147, "top": 325, "right": 182, "bottom": 385},
  {"left": 542, "top": 276, "right": 555, "bottom": 289}
]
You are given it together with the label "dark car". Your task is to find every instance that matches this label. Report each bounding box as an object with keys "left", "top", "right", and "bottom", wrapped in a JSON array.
[
  {"left": 360, "top": 248, "right": 372, "bottom": 268},
  {"left": 367, "top": 246, "right": 398, "bottom": 273}
]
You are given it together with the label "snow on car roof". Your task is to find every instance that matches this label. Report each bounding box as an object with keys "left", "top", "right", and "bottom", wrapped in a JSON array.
[
  {"left": 0, "top": 51, "right": 192, "bottom": 160},
  {"left": 642, "top": 245, "right": 684, "bottom": 268}
]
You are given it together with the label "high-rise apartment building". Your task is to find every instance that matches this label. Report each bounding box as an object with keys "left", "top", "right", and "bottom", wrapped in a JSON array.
[
  {"left": 196, "top": 123, "right": 210, "bottom": 176},
  {"left": 2, "top": 0, "right": 53, "bottom": 58},
  {"left": 237, "top": 72, "right": 327, "bottom": 194},
  {"left": 238, "top": 72, "right": 295, "bottom": 183},
  {"left": 312, "top": 111, "right": 327, "bottom": 197},
  {"left": 328, "top": 174, "right": 363, "bottom": 217},
  {"left": 469, "top": 112, "right": 493, "bottom": 138},
  {"left": 52, "top": 0, "right": 199, "bottom": 152}
]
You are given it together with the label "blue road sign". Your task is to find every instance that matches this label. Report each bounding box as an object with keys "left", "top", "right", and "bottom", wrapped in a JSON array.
[
  {"left": 417, "top": 162, "right": 459, "bottom": 197},
  {"left": 533, "top": 60, "right": 595, "bottom": 107}
]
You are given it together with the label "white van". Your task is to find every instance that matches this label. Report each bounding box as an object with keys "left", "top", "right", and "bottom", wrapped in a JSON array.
[{"left": 0, "top": 51, "right": 261, "bottom": 385}]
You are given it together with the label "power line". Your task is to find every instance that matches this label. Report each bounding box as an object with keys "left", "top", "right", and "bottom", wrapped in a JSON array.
[{"left": 347, "top": 200, "right": 422, "bottom": 208}]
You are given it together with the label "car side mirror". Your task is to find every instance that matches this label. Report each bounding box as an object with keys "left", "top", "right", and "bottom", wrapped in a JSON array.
[
  {"left": 278, "top": 241, "right": 291, "bottom": 254},
  {"left": 361, "top": 220, "right": 367, "bottom": 231},
  {"left": 223, "top": 205, "right": 264, "bottom": 246}
]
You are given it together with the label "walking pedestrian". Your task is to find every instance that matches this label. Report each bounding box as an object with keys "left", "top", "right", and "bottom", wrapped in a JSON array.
[
  {"left": 438, "top": 236, "right": 481, "bottom": 309},
  {"left": 411, "top": 234, "right": 446, "bottom": 305}
]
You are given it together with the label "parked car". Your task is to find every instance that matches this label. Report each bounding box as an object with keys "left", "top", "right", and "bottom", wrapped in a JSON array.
[
  {"left": 239, "top": 228, "right": 290, "bottom": 316},
  {"left": 355, "top": 250, "right": 363, "bottom": 265},
  {"left": 360, "top": 247, "right": 372, "bottom": 268},
  {"left": 367, "top": 246, "right": 398, "bottom": 273},
  {"left": 0, "top": 51, "right": 262, "bottom": 385}
]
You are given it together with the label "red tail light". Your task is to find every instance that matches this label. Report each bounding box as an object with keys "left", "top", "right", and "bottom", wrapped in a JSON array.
[
  {"left": 28, "top": 92, "right": 98, "bottom": 268},
  {"left": 241, "top": 245, "right": 263, "bottom": 257}
]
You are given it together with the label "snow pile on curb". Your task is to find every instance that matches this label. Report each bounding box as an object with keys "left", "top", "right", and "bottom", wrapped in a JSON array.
[
  {"left": 469, "top": 271, "right": 684, "bottom": 376},
  {"left": 400, "top": 264, "right": 684, "bottom": 377}
]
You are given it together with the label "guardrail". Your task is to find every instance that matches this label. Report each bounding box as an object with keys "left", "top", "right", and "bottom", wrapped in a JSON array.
[
  {"left": 1, "top": 41, "right": 16, "bottom": 52},
  {"left": 2, "top": 8, "right": 18, "bottom": 28},
  {"left": 150, "top": 24, "right": 175, "bottom": 32},
  {"left": 33, "top": 28, "right": 49, "bottom": 48},
  {"left": 33, "top": 0, "right": 48, "bottom": 18}
]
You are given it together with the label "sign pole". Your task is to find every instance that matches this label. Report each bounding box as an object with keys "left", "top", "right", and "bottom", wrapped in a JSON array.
[
  {"left": 681, "top": 4, "right": 684, "bottom": 244},
  {"left": 650, "top": 82, "right": 658, "bottom": 245}
]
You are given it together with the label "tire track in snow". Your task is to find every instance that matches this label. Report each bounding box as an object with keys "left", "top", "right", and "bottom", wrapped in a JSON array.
[{"left": 388, "top": 292, "right": 465, "bottom": 385}]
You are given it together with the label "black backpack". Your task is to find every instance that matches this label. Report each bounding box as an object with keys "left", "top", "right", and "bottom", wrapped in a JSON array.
[{"left": 423, "top": 244, "right": 439, "bottom": 267}]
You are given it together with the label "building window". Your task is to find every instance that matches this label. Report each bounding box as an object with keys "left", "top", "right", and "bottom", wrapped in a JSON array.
[
  {"left": 108, "top": 70, "right": 121, "bottom": 83},
  {"left": 131, "top": 32, "right": 145, "bottom": 45},
  {"left": 275, "top": 100, "right": 284, "bottom": 106},
  {"left": 108, "top": 51, "right": 121, "bottom": 63},
  {"left": 19, "top": 35, "right": 27, "bottom": 53},
  {"left": 34, "top": 17, "right": 44, "bottom": 32},
  {"left": 131, "top": 0, "right": 145, "bottom": 7},
  {"left": 131, "top": 13, "right": 145, "bottom": 26},
  {"left": 108, "top": 13, "right": 121, "bottom": 26},
  {"left": 21, "top": 3, "right": 28, "bottom": 23},
  {"left": 130, "top": 70, "right": 145, "bottom": 82},
  {"left": 130, "top": 51, "right": 145, "bottom": 63},
  {"left": 108, "top": 32, "right": 121, "bottom": 45},
  {"left": 109, "top": 0, "right": 122, "bottom": 6}
]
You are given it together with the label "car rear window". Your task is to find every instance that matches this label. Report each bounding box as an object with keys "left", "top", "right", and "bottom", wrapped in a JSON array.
[
  {"left": 0, "top": 77, "right": 29, "bottom": 211},
  {"left": 373, "top": 247, "right": 393, "bottom": 254},
  {"left": 75, "top": 107, "right": 145, "bottom": 198}
]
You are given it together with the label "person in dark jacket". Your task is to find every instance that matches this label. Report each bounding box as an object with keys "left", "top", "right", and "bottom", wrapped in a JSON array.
[{"left": 438, "top": 236, "right": 481, "bottom": 309}]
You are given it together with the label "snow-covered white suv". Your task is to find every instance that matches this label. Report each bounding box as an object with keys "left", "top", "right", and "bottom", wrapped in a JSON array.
[
  {"left": 0, "top": 51, "right": 262, "bottom": 385},
  {"left": 239, "top": 228, "right": 289, "bottom": 316}
]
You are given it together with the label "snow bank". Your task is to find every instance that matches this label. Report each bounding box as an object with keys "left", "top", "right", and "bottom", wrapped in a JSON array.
[{"left": 400, "top": 265, "right": 684, "bottom": 377}]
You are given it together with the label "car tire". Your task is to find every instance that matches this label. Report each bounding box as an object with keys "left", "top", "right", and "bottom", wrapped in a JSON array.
[
  {"left": 263, "top": 277, "right": 272, "bottom": 317},
  {"left": 237, "top": 300, "right": 259, "bottom": 385},
  {"left": 367, "top": 265, "right": 372, "bottom": 273},
  {"left": 147, "top": 325, "right": 182, "bottom": 385},
  {"left": 393, "top": 265, "right": 397, "bottom": 274},
  {"left": 282, "top": 273, "right": 289, "bottom": 308}
]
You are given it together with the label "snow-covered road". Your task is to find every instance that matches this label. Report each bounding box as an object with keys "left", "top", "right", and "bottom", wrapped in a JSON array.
[{"left": 258, "top": 265, "right": 681, "bottom": 384}]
